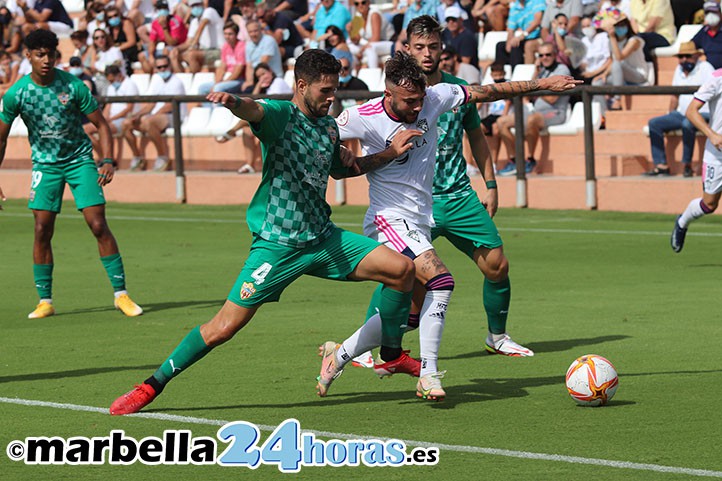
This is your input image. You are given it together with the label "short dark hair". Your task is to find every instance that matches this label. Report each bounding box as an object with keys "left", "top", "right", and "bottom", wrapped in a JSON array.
[
  {"left": 154, "top": 54, "right": 170, "bottom": 66},
  {"left": 70, "top": 30, "right": 89, "bottom": 42},
  {"left": 25, "top": 29, "right": 59, "bottom": 51},
  {"left": 441, "top": 46, "right": 458, "bottom": 59},
  {"left": 294, "top": 48, "right": 341, "bottom": 84},
  {"left": 224, "top": 21, "right": 239, "bottom": 33},
  {"left": 384, "top": 51, "right": 426, "bottom": 92},
  {"left": 489, "top": 62, "right": 505, "bottom": 73},
  {"left": 406, "top": 15, "right": 442, "bottom": 42},
  {"left": 326, "top": 25, "right": 344, "bottom": 38},
  {"left": 554, "top": 13, "right": 568, "bottom": 21},
  {"left": 105, "top": 64, "right": 121, "bottom": 75},
  {"left": 254, "top": 62, "right": 274, "bottom": 79}
]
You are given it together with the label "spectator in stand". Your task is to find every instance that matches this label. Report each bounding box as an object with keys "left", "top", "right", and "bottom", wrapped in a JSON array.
[
  {"left": 170, "top": 0, "right": 224, "bottom": 73},
  {"left": 580, "top": 0, "right": 599, "bottom": 16},
  {"left": 603, "top": 12, "right": 648, "bottom": 110},
  {"left": 241, "top": 19, "right": 282, "bottom": 91},
  {"left": 545, "top": 13, "right": 573, "bottom": 69},
  {"left": 497, "top": 42, "right": 570, "bottom": 175},
  {"left": 0, "top": 50, "right": 19, "bottom": 96},
  {"left": 106, "top": 5, "right": 140, "bottom": 76},
  {"left": 70, "top": 30, "right": 93, "bottom": 68},
  {"left": 0, "top": 6, "right": 22, "bottom": 55},
  {"left": 68, "top": 55, "right": 98, "bottom": 94},
  {"left": 267, "top": 0, "right": 307, "bottom": 21},
  {"left": 579, "top": 14, "right": 611, "bottom": 83},
  {"left": 229, "top": 0, "right": 257, "bottom": 42},
  {"left": 198, "top": 22, "right": 246, "bottom": 95},
  {"left": 472, "top": 0, "right": 511, "bottom": 32},
  {"left": 321, "top": 25, "right": 351, "bottom": 57},
  {"left": 478, "top": 62, "right": 510, "bottom": 165},
  {"left": 336, "top": 51, "right": 369, "bottom": 90},
  {"left": 541, "top": 0, "right": 582, "bottom": 37},
  {"left": 310, "top": 0, "right": 351, "bottom": 42},
  {"left": 644, "top": 42, "right": 714, "bottom": 177},
  {"left": 80, "top": 3, "right": 107, "bottom": 39},
  {"left": 439, "top": 45, "right": 481, "bottom": 84},
  {"left": 598, "top": 0, "right": 630, "bottom": 17},
  {"left": 393, "top": 0, "right": 438, "bottom": 52},
  {"left": 693, "top": 2, "right": 722, "bottom": 70},
  {"left": 122, "top": 55, "right": 186, "bottom": 172},
  {"left": 437, "top": 0, "right": 473, "bottom": 31},
  {"left": 90, "top": 28, "right": 124, "bottom": 95},
  {"left": 629, "top": 0, "right": 676, "bottom": 61},
  {"left": 348, "top": 0, "right": 394, "bottom": 68},
  {"left": 442, "top": 5, "right": 478, "bottom": 66},
  {"left": 671, "top": 0, "right": 704, "bottom": 29},
  {"left": 495, "top": 0, "right": 547, "bottom": 66},
  {"left": 17, "top": 0, "right": 73, "bottom": 37},
  {"left": 258, "top": 2, "right": 304, "bottom": 60},
  {"left": 138, "top": 0, "right": 188, "bottom": 73},
  {"left": 86, "top": 64, "right": 140, "bottom": 164},
  {"left": 119, "top": 0, "right": 155, "bottom": 28}
]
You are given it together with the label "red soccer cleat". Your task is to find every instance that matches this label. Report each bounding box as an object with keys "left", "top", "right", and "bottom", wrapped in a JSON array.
[
  {"left": 110, "top": 382, "right": 158, "bottom": 415},
  {"left": 373, "top": 350, "right": 421, "bottom": 378}
]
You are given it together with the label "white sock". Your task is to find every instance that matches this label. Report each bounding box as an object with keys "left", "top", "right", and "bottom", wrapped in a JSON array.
[
  {"left": 40, "top": 298, "right": 52, "bottom": 304},
  {"left": 338, "top": 313, "right": 383, "bottom": 368},
  {"left": 419, "top": 289, "right": 452, "bottom": 377},
  {"left": 114, "top": 290, "right": 128, "bottom": 298},
  {"left": 679, "top": 198, "right": 709, "bottom": 229}
]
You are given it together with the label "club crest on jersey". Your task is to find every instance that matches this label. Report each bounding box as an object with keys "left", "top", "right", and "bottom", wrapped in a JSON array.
[
  {"left": 407, "top": 230, "right": 420, "bottom": 243},
  {"left": 327, "top": 126, "right": 337, "bottom": 143},
  {"left": 57, "top": 92, "right": 69, "bottom": 105},
  {"left": 240, "top": 282, "right": 256, "bottom": 300},
  {"left": 416, "top": 118, "right": 429, "bottom": 132}
]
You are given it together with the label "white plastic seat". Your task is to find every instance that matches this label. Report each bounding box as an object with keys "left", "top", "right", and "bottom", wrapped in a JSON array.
[
  {"left": 208, "top": 107, "right": 239, "bottom": 136},
  {"left": 180, "top": 106, "right": 212, "bottom": 136},
  {"left": 357, "top": 67, "right": 383, "bottom": 91},
  {"left": 654, "top": 24, "right": 704, "bottom": 57},
  {"left": 478, "top": 31, "right": 507, "bottom": 62},
  {"left": 510, "top": 63, "right": 536, "bottom": 82},
  {"left": 189, "top": 72, "right": 215, "bottom": 95},
  {"left": 176, "top": 72, "right": 194, "bottom": 95},
  {"left": 130, "top": 73, "right": 150, "bottom": 94},
  {"left": 283, "top": 69, "right": 295, "bottom": 90},
  {"left": 546, "top": 101, "right": 602, "bottom": 135}
]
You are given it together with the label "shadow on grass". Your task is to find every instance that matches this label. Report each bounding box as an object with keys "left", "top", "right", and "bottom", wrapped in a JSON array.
[
  {"left": 0, "top": 365, "right": 158, "bottom": 384},
  {"left": 58, "top": 299, "right": 223, "bottom": 316},
  {"left": 442, "top": 335, "right": 631, "bottom": 361}
]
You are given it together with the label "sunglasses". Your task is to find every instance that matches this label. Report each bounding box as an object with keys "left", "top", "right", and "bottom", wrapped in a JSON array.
[
  {"left": 445, "top": 17, "right": 458, "bottom": 22},
  {"left": 93, "top": 35, "right": 106, "bottom": 39},
  {"left": 538, "top": 53, "right": 554, "bottom": 57},
  {"left": 355, "top": 1, "right": 367, "bottom": 5},
  {"left": 677, "top": 54, "right": 694, "bottom": 59},
  {"left": 155, "top": 64, "right": 170, "bottom": 69},
  {"left": 340, "top": 65, "right": 350, "bottom": 72}
]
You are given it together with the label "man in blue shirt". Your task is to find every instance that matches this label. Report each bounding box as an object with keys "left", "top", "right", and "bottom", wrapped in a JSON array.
[
  {"left": 441, "top": 5, "right": 478, "bottom": 66},
  {"left": 311, "top": 0, "right": 351, "bottom": 41},
  {"left": 693, "top": 2, "right": 722, "bottom": 70},
  {"left": 495, "top": 0, "right": 546, "bottom": 66}
]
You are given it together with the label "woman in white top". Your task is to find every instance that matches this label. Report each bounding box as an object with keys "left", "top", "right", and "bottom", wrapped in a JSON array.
[
  {"left": 348, "top": 0, "right": 394, "bottom": 68},
  {"left": 604, "top": 13, "right": 648, "bottom": 109},
  {"left": 90, "top": 29, "right": 125, "bottom": 95}
]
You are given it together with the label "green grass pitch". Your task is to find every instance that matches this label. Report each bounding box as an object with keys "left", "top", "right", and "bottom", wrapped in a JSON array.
[{"left": 1, "top": 200, "right": 721, "bottom": 480}]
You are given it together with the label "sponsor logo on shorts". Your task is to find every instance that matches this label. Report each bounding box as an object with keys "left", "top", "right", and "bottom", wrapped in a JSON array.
[
  {"left": 240, "top": 282, "right": 256, "bottom": 300},
  {"left": 29, "top": 189, "right": 35, "bottom": 202}
]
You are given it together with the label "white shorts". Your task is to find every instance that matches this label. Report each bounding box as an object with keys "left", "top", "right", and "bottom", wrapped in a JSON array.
[
  {"left": 702, "top": 162, "right": 722, "bottom": 195},
  {"left": 363, "top": 215, "right": 433, "bottom": 260}
]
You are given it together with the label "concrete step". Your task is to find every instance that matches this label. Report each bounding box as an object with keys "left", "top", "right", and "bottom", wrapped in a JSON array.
[{"left": 605, "top": 110, "right": 666, "bottom": 130}]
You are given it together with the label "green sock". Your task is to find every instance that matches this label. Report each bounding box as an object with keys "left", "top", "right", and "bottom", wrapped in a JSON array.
[
  {"left": 33, "top": 264, "right": 53, "bottom": 299},
  {"left": 152, "top": 326, "right": 212, "bottom": 386},
  {"left": 100, "top": 253, "right": 126, "bottom": 292},
  {"left": 364, "top": 284, "right": 384, "bottom": 322},
  {"left": 484, "top": 277, "right": 511, "bottom": 335},
  {"left": 377, "top": 286, "right": 412, "bottom": 349}
]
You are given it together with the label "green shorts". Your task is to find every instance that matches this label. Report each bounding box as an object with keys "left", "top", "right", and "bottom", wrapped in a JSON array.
[
  {"left": 28, "top": 159, "right": 105, "bottom": 213},
  {"left": 228, "top": 225, "right": 381, "bottom": 308},
  {"left": 431, "top": 192, "right": 503, "bottom": 259}
]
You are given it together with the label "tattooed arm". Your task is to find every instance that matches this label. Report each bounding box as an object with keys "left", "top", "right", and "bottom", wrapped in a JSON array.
[
  {"left": 466, "top": 76, "right": 582, "bottom": 103},
  {"left": 333, "top": 129, "right": 424, "bottom": 178}
]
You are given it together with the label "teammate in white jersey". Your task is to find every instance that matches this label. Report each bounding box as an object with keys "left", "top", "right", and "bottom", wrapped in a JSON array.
[
  {"left": 672, "top": 69, "right": 722, "bottom": 252},
  {"left": 326, "top": 51, "right": 581, "bottom": 401}
]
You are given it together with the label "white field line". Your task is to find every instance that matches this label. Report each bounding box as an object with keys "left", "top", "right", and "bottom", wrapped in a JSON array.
[
  {"left": 1, "top": 396, "right": 721, "bottom": 477},
  {"left": 3, "top": 212, "right": 722, "bottom": 238}
]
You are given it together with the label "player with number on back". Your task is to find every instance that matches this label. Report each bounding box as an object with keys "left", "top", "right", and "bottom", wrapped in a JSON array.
[{"left": 0, "top": 29, "right": 143, "bottom": 319}]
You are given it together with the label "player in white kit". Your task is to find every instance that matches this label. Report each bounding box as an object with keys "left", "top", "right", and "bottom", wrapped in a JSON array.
[
  {"left": 317, "top": 52, "right": 581, "bottom": 401},
  {"left": 672, "top": 69, "right": 722, "bottom": 252}
]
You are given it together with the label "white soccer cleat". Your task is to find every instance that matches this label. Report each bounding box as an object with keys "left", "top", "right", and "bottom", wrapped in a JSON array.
[
  {"left": 485, "top": 333, "right": 534, "bottom": 357},
  {"left": 351, "top": 350, "right": 374, "bottom": 368},
  {"left": 416, "top": 371, "right": 446, "bottom": 401}
]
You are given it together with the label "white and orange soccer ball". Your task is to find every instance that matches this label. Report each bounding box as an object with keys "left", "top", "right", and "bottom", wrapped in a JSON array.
[{"left": 565, "top": 355, "right": 619, "bottom": 407}]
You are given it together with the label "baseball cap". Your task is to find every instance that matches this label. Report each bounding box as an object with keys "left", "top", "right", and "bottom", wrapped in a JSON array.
[
  {"left": 704, "top": 1, "right": 720, "bottom": 13},
  {"left": 444, "top": 5, "right": 463, "bottom": 20}
]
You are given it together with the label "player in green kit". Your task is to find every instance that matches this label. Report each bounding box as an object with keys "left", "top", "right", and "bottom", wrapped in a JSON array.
[
  {"left": 110, "top": 49, "right": 421, "bottom": 415},
  {"left": 0, "top": 29, "right": 143, "bottom": 319}
]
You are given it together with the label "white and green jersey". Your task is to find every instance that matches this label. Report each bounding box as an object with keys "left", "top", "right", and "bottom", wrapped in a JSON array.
[
  {"left": 247, "top": 99, "right": 345, "bottom": 248},
  {"left": 0, "top": 69, "right": 97, "bottom": 164},
  {"left": 433, "top": 72, "right": 481, "bottom": 200}
]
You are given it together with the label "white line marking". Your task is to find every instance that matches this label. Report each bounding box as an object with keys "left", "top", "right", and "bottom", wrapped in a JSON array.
[
  {"left": 4, "top": 212, "right": 722, "bottom": 238},
  {"left": 1, "top": 396, "right": 721, "bottom": 477}
]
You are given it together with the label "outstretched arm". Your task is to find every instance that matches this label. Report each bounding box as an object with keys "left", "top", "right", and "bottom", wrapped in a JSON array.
[
  {"left": 207, "top": 92, "right": 265, "bottom": 123},
  {"left": 465, "top": 76, "right": 582, "bottom": 103}
]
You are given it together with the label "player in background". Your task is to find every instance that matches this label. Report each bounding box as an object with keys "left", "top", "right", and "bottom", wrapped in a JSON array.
[
  {"left": 0, "top": 29, "right": 142, "bottom": 319},
  {"left": 672, "top": 71, "right": 722, "bottom": 252},
  {"left": 110, "top": 49, "right": 420, "bottom": 415},
  {"left": 326, "top": 49, "right": 580, "bottom": 401}
]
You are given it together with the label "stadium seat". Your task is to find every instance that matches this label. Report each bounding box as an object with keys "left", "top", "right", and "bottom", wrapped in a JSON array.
[
  {"left": 477, "top": 32, "right": 484, "bottom": 65},
  {"left": 654, "top": 24, "right": 704, "bottom": 57},
  {"left": 511, "top": 63, "right": 536, "bottom": 82},
  {"left": 480, "top": 64, "right": 512, "bottom": 85},
  {"left": 64, "top": 0, "right": 84, "bottom": 13},
  {"left": 181, "top": 106, "right": 212, "bottom": 136},
  {"left": 189, "top": 72, "right": 215, "bottom": 95},
  {"left": 207, "top": 107, "right": 239, "bottom": 136},
  {"left": 176, "top": 72, "right": 194, "bottom": 95},
  {"left": 546, "top": 101, "right": 603, "bottom": 135},
  {"left": 8, "top": 117, "right": 28, "bottom": 137},
  {"left": 357, "top": 67, "right": 383, "bottom": 91},
  {"left": 478, "top": 31, "right": 507, "bottom": 62},
  {"left": 130, "top": 73, "right": 151, "bottom": 95},
  {"left": 283, "top": 69, "right": 295, "bottom": 90}
]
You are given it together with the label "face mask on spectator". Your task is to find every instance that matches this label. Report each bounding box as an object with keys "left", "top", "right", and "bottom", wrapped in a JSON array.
[
  {"left": 614, "top": 26, "right": 628, "bottom": 37},
  {"left": 96, "top": 12, "right": 105, "bottom": 21},
  {"left": 108, "top": 17, "right": 121, "bottom": 26},
  {"left": 681, "top": 61, "right": 696, "bottom": 73},
  {"left": 112, "top": 81, "right": 122, "bottom": 89},
  {"left": 157, "top": 9, "right": 170, "bottom": 17},
  {"left": 556, "top": 27, "right": 567, "bottom": 37},
  {"left": 493, "top": 78, "right": 506, "bottom": 83},
  {"left": 339, "top": 74, "right": 352, "bottom": 83},
  {"left": 70, "top": 67, "right": 84, "bottom": 76},
  {"left": 191, "top": 6, "right": 203, "bottom": 17},
  {"left": 706, "top": 13, "right": 721, "bottom": 27},
  {"left": 158, "top": 70, "right": 172, "bottom": 80},
  {"left": 582, "top": 26, "right": 596, "bottom": 39}
]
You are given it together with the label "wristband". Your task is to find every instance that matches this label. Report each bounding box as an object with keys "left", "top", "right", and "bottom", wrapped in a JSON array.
[
  {"left": 485, "top": 180, "right": 497, "bottom": 189},
  {"left": 101, "top": 158, "right": 114, "bottom": 165}
]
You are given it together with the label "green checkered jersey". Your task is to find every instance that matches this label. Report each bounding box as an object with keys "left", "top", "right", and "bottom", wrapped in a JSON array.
[
  {"left": 247, "top": 99, "right": 345, "bottom": 248},
  {"left": 0, "top": 69, "right": 97, "bottom": 164},
  {"left": 433, "top": 72, "right": 482, "bottom": 199}
]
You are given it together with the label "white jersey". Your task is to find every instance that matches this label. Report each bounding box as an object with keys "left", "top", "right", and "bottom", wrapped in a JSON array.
[
  {"left": 693, "top": 69, "right": 722, "bottom": 166},
  {"left": 337, "top": 83, "right": 468, "bottom": 228}
]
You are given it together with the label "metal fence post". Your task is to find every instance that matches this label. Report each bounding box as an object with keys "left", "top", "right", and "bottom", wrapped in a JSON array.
[
  {"left": 512, "top": 96, "right": 527, "bottom": 207},
  {"left": 172, "top": 99, "right": 186, "bottom": 203},
  {"left": 582, "top": 89, "right": 597, "bottom": 210}
]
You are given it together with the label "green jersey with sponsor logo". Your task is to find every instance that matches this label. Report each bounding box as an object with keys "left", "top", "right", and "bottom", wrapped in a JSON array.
[
  {"left": 0, "top": 69, "right": 97, "bottom": 164},
  {"left": 433, "top": 71, "right": 482, "bottom": 200},
  {"left": 248, "top": 99, "right": 345, "bottom": 248}
]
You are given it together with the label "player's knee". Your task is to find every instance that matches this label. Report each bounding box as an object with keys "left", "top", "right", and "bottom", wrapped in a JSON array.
[
  {"left": 704, "top": 198, "right": 719, "bottom": 212},
  {"left": 87, "top": 217, "right": 110, "bottom": 238},
  {"left": 33, "top": 221, "right": 54, "bottom": 241},
  {"left": 392, "top": 256, "right": 415, "bottom": 289}
]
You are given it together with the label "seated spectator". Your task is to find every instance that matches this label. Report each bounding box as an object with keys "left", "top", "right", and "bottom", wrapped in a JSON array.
[
  {"left": 310, "top": 0, "right": 350, "bottom": 42},
  {"left": 336, "top": 51, "right": 369, "bottom": 90},
  {"left": 70, "top": 30, "right": 92, "bottom": 66},
  {"left": 348, "top": 0, "right": 394, "bottom": 68},
  {"left": 242, "top": 19, "right": 283, "bottom": 91},
  {"left": 229, "top": 0, "right": 257, "bottom": 42},
  {"left": 393, "top": 0, "right": 438, "bottom": 51},
  {"left": 106, "top": 6, "right": 139, "bottom": 76},
  {"left": 122, "top": 55, "right": 186, "bottom": 171},
  {"left": 478, "top": 62, "right": 510, "bottom": 164},
  {"left": 89, "top": 29, "right": 124, "bottom": 81},
  {"left": 85, "top": 64, "right": 140, "bottom": 164},
  {"left": 120, "top": 0, "right": 155, "bottom": 27},
  {"left": 692, "top": 2, "right": 722, "bottom": 70},
  {"left": 18, "top": 0, "right": 73, "bottom": 37},
  {"left": 541, "top": 0, "right": 582, "bottom": 37},
  {"left": 439, "top": 46, "right": 481, "bottom": 84},
  {"left": 321, "top": 25, "right": 351, "bottom": 58},
  {"left": 0, "top": 6, "right": 22, "bottom": 55},
  {"left": 629, "top": 0, "right": 676, "bottom": 60},
  {"left": 198, "top": 21, "right": 246, "bottom": 95},
  {"left": 598, "top": 0, "right": 630, "bottom": 17},
  {"left": 0, "top": 50, "right": 19, "bottom": 96},
  {"left": 79, "top": 3, "right": 107, "bottom": 39},
  {"left": 258, "top": 2, "right": 304, "bottom": 60},
  {"left": 437, "top": 0, "right": 473, "bottom": 31},
  {"left": 67, "top": 55, "right": 97, "bottom": 94},
  {"left": 644, "top": 42, "right": 714, "bottom": 177},
  {"left": 138, "top": 1, "right": 188, "bottom": 73},
  {"left": 495, "top": 0, "right": 547, "bottom": 66},
  {"left": 544, "top": 13, "right": 573, "bottom": 69},
  {"left": 497, "top": 42, "right": 571, "bottom": 175},
  {"left": 602, "top": 12, "right": 648, "bottom": 110},
  {"left": 170, "top": 0, "right": 224, "bottom": 73},
  {"left": 441, "top": 5, "right": 478, "bottom": 66},
  {"left": 671, "top": 0, "right": 704, "bottom": 29},
  {"left": 472, "top": 0, "right": 511, "bottom": 32},
  {"left": 268, "top": 0, "right": 307, "bottom": 21},
  {"left": 579, "top": 14, "right": 611, "bottom": 83}
]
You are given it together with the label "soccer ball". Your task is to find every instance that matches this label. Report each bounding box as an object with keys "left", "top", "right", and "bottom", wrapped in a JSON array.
[{"left": 565, "top": 354, "right": 618, "bottom": 407}]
